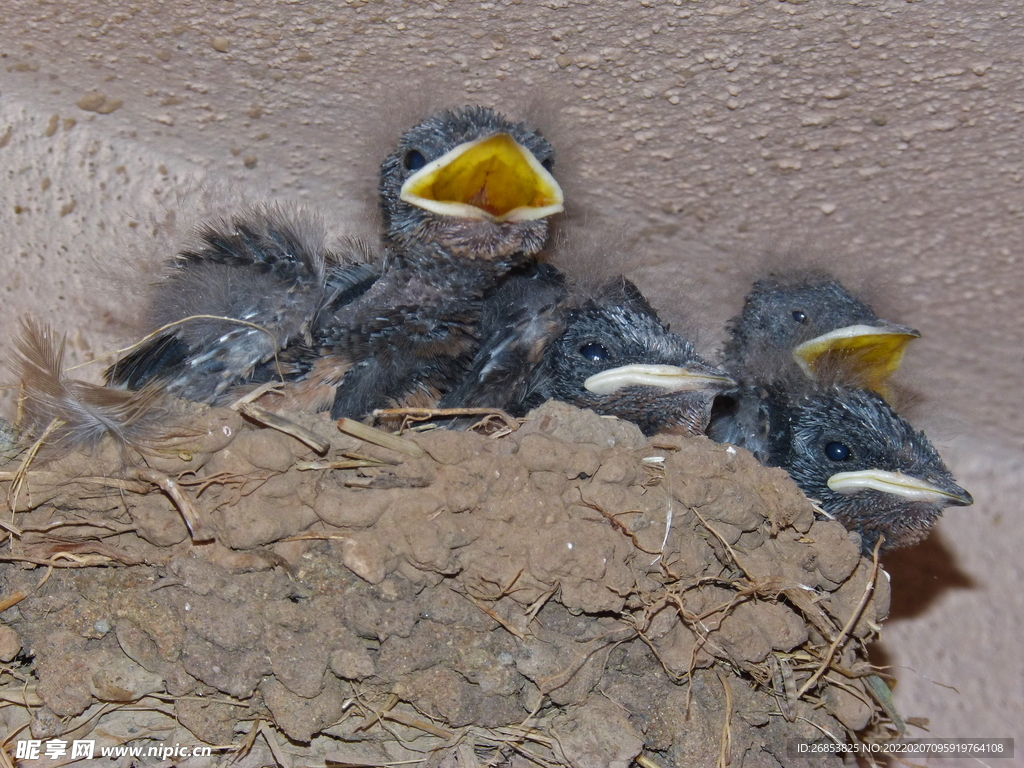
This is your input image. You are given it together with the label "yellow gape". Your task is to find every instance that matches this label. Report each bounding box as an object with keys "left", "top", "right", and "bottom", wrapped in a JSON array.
[
  {"left": 792, "top": 324, "right": 919, "bottom": 397},
  {"left": 400, "top": 133, "right": 564, "bottom": 222}
]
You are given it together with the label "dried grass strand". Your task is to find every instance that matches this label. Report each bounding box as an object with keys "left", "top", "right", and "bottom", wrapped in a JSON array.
[
  {"left": 796, "top": 538, "right": 882, "bottom": 699},
  {"left": 126, "top": 467, "right": 211, "bottom": 541},
  {"left": 237, "top": 403, "right": 330, "bottom": 453},
  {"left": 337, "top": 418, "right": 425, "bottom": 458},
  {"left": 716, "top": 670, "right": 733, "bottom": 768}
]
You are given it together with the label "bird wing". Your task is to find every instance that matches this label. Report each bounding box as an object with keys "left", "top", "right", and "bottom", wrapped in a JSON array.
[
  {"left": 106, "top": 332, "right": 191, "bottom": 391},
  {"left": 440, "top": 264, "right": 568, "bottom": 412},
  {"left": 319, "top": 258, "right": 382, "bottom": 319},
  {"left": 106, "top": 209, "right": 336, "bottom": 404}
]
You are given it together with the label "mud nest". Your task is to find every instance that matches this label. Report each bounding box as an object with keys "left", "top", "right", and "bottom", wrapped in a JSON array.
[{"left": 0, "top": 400, "right": 898, "bottom": 767}]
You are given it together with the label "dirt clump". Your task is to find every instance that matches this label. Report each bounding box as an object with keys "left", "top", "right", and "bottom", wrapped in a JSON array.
[{"left": 0, "top": 400, "right": 895, "bottom": 767}]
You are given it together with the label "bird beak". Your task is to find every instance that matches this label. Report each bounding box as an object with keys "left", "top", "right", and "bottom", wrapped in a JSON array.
[
  {"left": 583, "top": 364, "right": 735, "bottom": 396},
  {"left": 826, "top": 469, "right": 973, "bottom": 506},
  {"left": 792, "top": 323, "right": 920, "bottom": 394},
  {"left": 400, "top": 133, "right": 564, "bottom": 222}
]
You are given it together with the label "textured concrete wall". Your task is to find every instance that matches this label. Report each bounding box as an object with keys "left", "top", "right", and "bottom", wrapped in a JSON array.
[{"left": 1, "top": 0, "right": 1020, "bottom": 757}]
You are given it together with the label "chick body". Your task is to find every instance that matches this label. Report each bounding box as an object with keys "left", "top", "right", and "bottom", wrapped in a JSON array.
[
  {"left": 442, "top": 263, "right": 733, "bottom": 436},
  {"left": 107, "top": 106, "right": 564, "bottom": 417}
]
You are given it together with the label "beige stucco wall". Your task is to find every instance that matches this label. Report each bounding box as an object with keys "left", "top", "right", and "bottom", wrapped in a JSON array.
[{"left": 1, "top": 0, "right": 1020, "bottom": 759}]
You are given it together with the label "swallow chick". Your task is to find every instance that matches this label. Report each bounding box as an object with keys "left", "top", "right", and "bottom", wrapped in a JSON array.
[
  {"left": 105, "top": 206, "right": 339, "bottom": 404},
  {"left": 106, "top": 107, "right": 564, "bottom": 419},
  {"left": 284, "top": 106, "right": 566, "bottom": 418},
  {"left": 710, "top": 380, "right": 972, "bottom": 553},
  {"left": 440, "top": 264, "right": 734, "bottom": 436},
  {"left": 723, "top": 272, "right": 919, "bottom": 396}
]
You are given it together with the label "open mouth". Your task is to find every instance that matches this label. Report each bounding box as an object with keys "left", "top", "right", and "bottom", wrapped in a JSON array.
[
  {"left": 584, "top": 364, "right": 734, "bottom": 396},
  {"left": 793, "top": 323, "right": 920, "bottom": 392},
  {"left": 826, "top": 469, "right": 973, "bottom": 506},
  {"left": 400, "top": 133, "right": 564, "bottom": 222}
]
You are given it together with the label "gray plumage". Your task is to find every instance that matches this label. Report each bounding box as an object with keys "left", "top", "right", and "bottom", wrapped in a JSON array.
[
  {"left": 442, "top": 264, "right": 733, "bottom": 436},
  {"left": 106, "top": 106, "right": 564, "bottom": 418},
  {"left": 285, "top": 106, "right": 565, "bottom": 418},
  {"left": 711, "top": 380, "right": 971, "bottom": 553},
  {"left": 106, "top": 207, "right": 339, "bottom": 404},
  {"left": 722, "top": 271, "right": 918, "bottom": 392},
  {"left": 710, "top": 272, "right": 968, "bottom": 552}
]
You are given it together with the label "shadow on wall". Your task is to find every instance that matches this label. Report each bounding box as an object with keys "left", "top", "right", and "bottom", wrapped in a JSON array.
[
  {"left": 883, "top": 531, "right": 974, "bottom": 621},
  {"left": 868, "top": 530, "right": 974, "bottom": 676}
]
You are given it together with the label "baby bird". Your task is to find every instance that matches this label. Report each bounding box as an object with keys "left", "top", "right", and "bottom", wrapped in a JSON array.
[
  {"left": 710, "top": 271, "right": 969, "bottom": 552},
  {"left": 282, "top": 106, "right": 565, "bottom": 418},
  {"left": 107, "top": 106, "right": 564, "bottom": 419},
  {"left": 718, "top": 380, "right": 972, "bottom": 553},
  {"left": 441, "top": 264, "right": 734, "bottom": 436},
  {"left": 722, "top": 272, "right": 919, "bottom": 396}
]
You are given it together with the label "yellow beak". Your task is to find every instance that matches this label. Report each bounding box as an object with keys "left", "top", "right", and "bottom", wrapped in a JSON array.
[
  {"left": 400, "top": 133, "right": 564, "bottom": 222},
  {"left": 792, "top": 324, "right": 920, "bottom": 395}
]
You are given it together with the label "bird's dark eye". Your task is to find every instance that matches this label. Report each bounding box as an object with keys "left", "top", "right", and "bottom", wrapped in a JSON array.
[
  {"left": 792, "top": 310, "right": 808, "bottom": 324},
  {"left": 404, "top": 150, "right": 427, "bottom": 172},
  {"left": 825, "top": 441, "right": 852, "bottom": 461},
  {"left": 541, "top": 157, "right": 554, "bottom": 172},
  {"left": 579, "top": 343, "right": 609, "bottom": 362}
]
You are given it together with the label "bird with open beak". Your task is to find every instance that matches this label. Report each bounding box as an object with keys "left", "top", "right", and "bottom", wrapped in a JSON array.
[
  {"left": 722, "top": 272, "right": 920, "bottom": 397},
  {"left": 709, "top": 271, "right": 970, "bottom": 551},
  {"left": 294, "top": 105, "right": 565, "bottom": 418},
  {"left": 721, "top": 379, "right": 973, "bottom": 553},
  {"left": 440, "top": 263, "right": 734, "bottom": 436},
  {"left": 105, "top": 106, "right": 564, "bottom": 417}
]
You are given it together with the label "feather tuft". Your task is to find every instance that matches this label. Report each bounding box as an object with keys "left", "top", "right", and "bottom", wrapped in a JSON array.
[{"left": 12, "top": 319, "right": 176, "bottom": 458}]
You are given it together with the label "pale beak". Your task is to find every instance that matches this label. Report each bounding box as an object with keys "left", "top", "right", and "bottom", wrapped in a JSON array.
[
  {"left": 584, "top": 363, "right": 734, "bottom": 396},
  {"left": 827, "top": 469, "right": 973, "bottom": 506}
]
